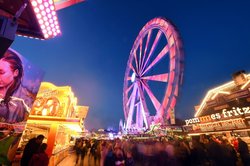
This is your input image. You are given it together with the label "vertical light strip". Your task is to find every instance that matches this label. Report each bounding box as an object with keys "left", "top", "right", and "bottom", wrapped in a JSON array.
[{"left": 31, "top": 0, "right": 61, "bottom": 39}]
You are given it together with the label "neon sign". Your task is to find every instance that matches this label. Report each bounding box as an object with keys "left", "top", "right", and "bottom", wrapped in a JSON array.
[{"left": 185, "top": 106, "right": 250, "bottom": 125}]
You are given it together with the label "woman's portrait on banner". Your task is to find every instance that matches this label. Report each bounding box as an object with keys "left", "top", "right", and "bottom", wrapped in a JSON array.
[{"left": 0, "top": 48, "right": 44, "bottom": 165}]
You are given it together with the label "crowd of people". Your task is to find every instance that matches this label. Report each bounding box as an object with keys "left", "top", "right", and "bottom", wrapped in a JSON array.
[
  {"left": 74, "top": 134, "right": 250, "bottom": 166},
  {"left": 5, "top": 133, "right": 249, "bottom": 166}
]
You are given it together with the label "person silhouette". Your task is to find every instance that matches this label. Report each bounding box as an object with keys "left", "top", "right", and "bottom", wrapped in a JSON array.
[{"left": 20, "top": 135, "right": 45, "bottom": 166}]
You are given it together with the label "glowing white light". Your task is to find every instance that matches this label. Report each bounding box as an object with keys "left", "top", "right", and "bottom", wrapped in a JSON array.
[
  {"left": 41, "top": 11, "right": 46, "bottom": 16},
  {"left": 34, "top": 7, "right": 39, "bottom": 13},
  {"left": 43, "top": 16, "right": 48, "bottom": 21},
  {"left": 39, "top": 4, "right": 44, "bottom": 10},
  {"left": 42, "top": 29, "right": 47, "bottom": 34},
  {"left": 50, "top": 5, "right": 55, "bottom": 10},
  {"left": 41, "top": 25, "right": 45, "bottom": 29},
  {"left": 31, "top": 1, "right": 37, "bottom": 7},
  {"left": 131, "top": 72, "right": 136, "bottom": 82},
  {"left": 44, "top": 2, "right": 49, "bottom": 7},
  {"left": 53, "top": 16, "right": 57, "bottom": 21},
  {"left": 52, "top": 11, "right": 56, "bottom": 16},
  {"left": 37, "top": 14, "right": 42, "bottom": 19},
  {"left": 38, "top": 19, "right": 44, "bottom": 24},
  {"left": 46, "top": 8, "right": 50, "bottom": 13},
  {"left": 48, "top": 0, "right": 53, "bottom": 4},
  {"left": 37, "top": 0, "right": 43, "bottom": 4},
  {"left": 42, "top": 109, "right": 47, "bottom": 116},
  {"left": 31, "top": 0, "right": 61, "bottom": 39},
  {"left": 49, "top": 19, "right": 53, "bottom": 23}
]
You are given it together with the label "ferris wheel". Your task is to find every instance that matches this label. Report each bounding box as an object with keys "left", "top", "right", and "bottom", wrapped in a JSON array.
[{"left": 123, "top": 17, "right": 184, "bottom": 130}]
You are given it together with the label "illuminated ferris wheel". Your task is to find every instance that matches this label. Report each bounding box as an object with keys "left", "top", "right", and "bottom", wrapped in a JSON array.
[{"left": 123, "top": 17, "right": 184, "bottom": 129}]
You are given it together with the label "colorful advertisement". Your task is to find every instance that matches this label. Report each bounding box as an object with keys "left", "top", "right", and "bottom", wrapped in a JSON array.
[
  {"left": 30, "top": 82, "right": 77, "bottom": 118},
  {"left": 0, "top": 48, "right": 44, "bottom": 165}
]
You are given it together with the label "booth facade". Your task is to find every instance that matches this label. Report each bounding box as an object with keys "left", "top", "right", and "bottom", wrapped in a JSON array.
[
  {"left": 184, "top": 71, "right": 250, "bottom": 143},
  {"left": 16, "top": 82, "right": 89, "bottom": 165}
]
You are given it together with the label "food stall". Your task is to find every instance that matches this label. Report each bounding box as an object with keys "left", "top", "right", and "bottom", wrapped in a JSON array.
[
  {"left": 184, "top": 71, "right": 250, "bottom": 144},
  {"left": 17, "top": 82, "right": 89, "bottom": 165}
]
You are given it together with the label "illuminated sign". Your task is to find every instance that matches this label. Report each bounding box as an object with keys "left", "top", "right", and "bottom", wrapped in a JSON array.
[
  {"left": 193, "top": 118, "right": 246, "bottom": 132},
  {"left": 185, "top": 106, "right": 250, "bottom": 125}
]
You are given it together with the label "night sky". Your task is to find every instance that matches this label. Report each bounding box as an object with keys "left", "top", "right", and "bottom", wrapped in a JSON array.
[{"left": 12, "top": 0, "right": 250, "bottom": 130}]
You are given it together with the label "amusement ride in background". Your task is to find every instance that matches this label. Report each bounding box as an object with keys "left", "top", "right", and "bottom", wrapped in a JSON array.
[{"left": 123, "top": 17, "right": 184, "bottom": 131}]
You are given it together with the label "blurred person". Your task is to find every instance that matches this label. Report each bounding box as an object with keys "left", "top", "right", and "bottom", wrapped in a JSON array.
[
  {"left": 104, "top": 142, "right": 115, "bottom": 166},
  {"left": 90, "top": 140, "right": 100, "bottom": 166},
  {"left": 190, "top": 138, "right": 208, "bottom": 166},
  {"left": 75, "top": 139, "right": 83, "bottom": 165},
  {"left": 238, "top": 137, "right": 250, "bottom": 166},
  {"left": 21, "top": 135, "right": 45, "bottom": 166},
  {"left": 114, "top": 147, "right": 125, "bottom": 166},
  {"left": 29, "top": 143, "right": 49, "bottom": 166},
  {"left": 80, "top": 140, "right": 88, "bottom": 166},
  {"left": 100, "top": 141, "right": 108, "bottom": 166},
  {"left": 221, "top": 139, "right": 237, "bottom": 166},
  {"left": 206, "top": 135, "right": 224, "bottom": 166}
]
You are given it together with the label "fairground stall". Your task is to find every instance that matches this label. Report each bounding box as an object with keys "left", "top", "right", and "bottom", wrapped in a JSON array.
[
  {"left": 184, "top": 71, "right": 250, "bottom": 145},
  {"left": 16, "top": 82, "right": 89, "bottom": 166}
]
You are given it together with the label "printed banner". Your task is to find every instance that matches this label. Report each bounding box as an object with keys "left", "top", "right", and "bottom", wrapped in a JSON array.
[{"left": 0, "top": 48, "right": 44, "bottom": 165}]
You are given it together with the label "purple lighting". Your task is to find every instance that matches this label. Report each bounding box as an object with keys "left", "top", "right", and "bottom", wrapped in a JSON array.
[
  {"left": 30, "top": 0, "right": 61, "bottom": 39},
  {"left": 0, "top": 0, "right": 61, "bottom": 40}
]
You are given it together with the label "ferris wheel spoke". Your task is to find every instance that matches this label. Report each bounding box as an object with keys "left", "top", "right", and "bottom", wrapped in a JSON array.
[
  {"left": 140, "top": 30, "right": 152, "bottom": 73},
  {"left": 141, "top": 81, "right": 161, "bottom": 111},
  {"left": 126, "top": 83, "right": 137, "bottom": 106},
  {"left": 137, "top": 39, "right": 143, "bottom": 72},
  {"left": 126, "top": 83, "right": 138, "bottom": 128},
  {"left": 125, "top": 83, "right": 134, "bottom": 95},
  {"left": 141, "top": 30, "right": 163, "bottom": 74},
  {"left": 137, "top": 83, "right": 150, "bottom": 128},
  {"left": 129, "top": 63, "right": 137, "bottom": 75},
  {"left": 141, "top": 73, "right": 169, "bottom": 82},
  {"left": 133, "top": 51, "right": 140, "bottom": 72},
  {"left": 126, "top": 84, "right": 135, "bottom": 108},
  {"left": 142, "top": 44, "right": 169, "bottom": 76}
]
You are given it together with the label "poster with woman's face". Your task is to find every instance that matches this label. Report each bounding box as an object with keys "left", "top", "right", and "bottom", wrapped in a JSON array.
[{"left": 0, "top": 48, "right": 44, "bottom": 165}]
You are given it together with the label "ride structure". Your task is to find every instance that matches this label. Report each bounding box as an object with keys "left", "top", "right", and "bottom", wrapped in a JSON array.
[{"left": 123, "top": 17, "right": 184, "bottom": 131}]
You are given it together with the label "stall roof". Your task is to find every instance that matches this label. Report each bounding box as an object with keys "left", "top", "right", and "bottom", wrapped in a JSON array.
[{"left": 195, "top": 73, "right": 250, "bottom": 117}]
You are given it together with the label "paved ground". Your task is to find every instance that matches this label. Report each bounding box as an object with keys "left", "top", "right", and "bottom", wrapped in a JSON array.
[{"left": 57, "top": 152, "right": 100, "bottom": 166}]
